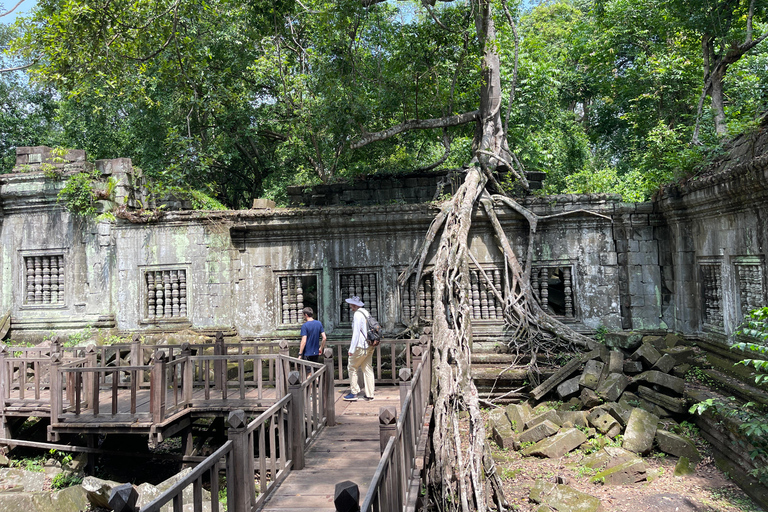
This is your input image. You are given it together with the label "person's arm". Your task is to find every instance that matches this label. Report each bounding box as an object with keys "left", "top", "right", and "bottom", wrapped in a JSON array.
[
  {"left": 320, "top": 331, "right": 327, "bottom": 353},
  {"left": 349, "top": 311, "right": 363, "bottom": 354},
  {"left": 299, "top": 335, "right": 307, "bottom": 358}
]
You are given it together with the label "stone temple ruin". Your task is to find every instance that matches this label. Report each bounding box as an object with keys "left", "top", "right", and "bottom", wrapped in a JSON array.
[{"left": 0, "top": 125, "right": 767, "bottom": 507}]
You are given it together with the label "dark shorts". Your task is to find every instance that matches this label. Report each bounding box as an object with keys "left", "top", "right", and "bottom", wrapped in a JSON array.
[{"left": 305, "top": 355, "right": 320, "bottom": 363}]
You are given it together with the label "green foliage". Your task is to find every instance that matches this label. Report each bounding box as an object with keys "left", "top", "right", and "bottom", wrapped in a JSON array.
[
  {"left": 52, "top": 471, "right": 83, "bottom": 489},
  {"left": 690, "top": 397, "right": 768, "bottom": 483},
  {"left": 594, "top": 325, "right": 609, "bottom": 344},
  {"left": 10, "top": 455, "right": 45, "bottom": 472},
  {"left": 63, "top": 326, "right": 94, "bottom": 348},
  {"left": 57, "top": 171, "right": 99, "bottom": 218},
  {"left": 735, "top": 307, "right": 768, "bottom": 386}
]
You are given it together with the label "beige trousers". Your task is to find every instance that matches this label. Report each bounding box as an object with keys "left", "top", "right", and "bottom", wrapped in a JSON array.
[{"left": 348, "top": 346, "right": 375, "bottom": 397}]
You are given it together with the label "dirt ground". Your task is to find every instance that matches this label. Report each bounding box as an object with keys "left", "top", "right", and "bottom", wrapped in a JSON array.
[{"left": 485, "top": 415, "right": 764, "bottom": 512}]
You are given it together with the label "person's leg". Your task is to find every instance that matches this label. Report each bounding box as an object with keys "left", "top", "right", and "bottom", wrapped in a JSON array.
[
  {"left": 362, "top": 347, "right": 375, "bottom": 398},
  {"left": 348, "top": 348, "right": 363, "bottom": 395}
]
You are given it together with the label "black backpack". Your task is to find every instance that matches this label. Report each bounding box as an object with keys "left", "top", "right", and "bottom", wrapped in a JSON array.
[{"left": 363, "top": 310, "right": 382, "bottom": 346}]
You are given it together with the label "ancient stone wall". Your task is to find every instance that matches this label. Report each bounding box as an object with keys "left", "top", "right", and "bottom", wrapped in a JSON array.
[{"left": 1, "top": 137, "right": 766, "bottom": 342}]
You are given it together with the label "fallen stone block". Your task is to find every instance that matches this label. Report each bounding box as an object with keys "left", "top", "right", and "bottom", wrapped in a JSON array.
[
  {"left": 672, "top": 364, "right": 690, "bottom": 378},
  {"left": 520, "top": 419, "right": 560, "bottom": 444},
  {"left": 608, "top": 350, "right": 624, "bottom": 374},
  {"left": 674, "top": 456, "right": 695, "bottom": 476},
  {"left": 556, "top": 376, "right": 581, "bottom": 399},
  {"left": 601, "top": 401, "right": 631, "bottom": 426},
  {"left": 530, "top": 479, "right": 604, "bottom": 511},
  {"left": 622, "top": 360, "right": 644, "bottom": 374},
  {"left": 505, "top": 403, "right": 533, "bottom": 433},
  {"left": 635, "top": 370, "right": 685, "bottom": 394},
  {"left": 582, "top": 446, "right": 639, "bottom": 471},
  {"left": 526, "top": 409, "right": 562, "bottom": 430},
  {"left": 587, "top": 408, "right": 620, "bottom": 437},
  {"left": 82, "top": 476, "right": 122, "bottom": 509},
  {"left": 559, "top": 410, "right": 588, "bottom": 428},
  {"left": 489, "top": 408, "right": 507, "bottom": 426},
  {"left": 596, "top": 373, "right": 628, "bottom": 402},
  {"left": 622, "top": 408, "right": 659, "bottom": 455},
  {"left": 593, "top": 458, "right": 647, "bottom": 485},
  {"left": 530, "top": 354, "right": 588, "bottom": 401},
  {"left": 643, "top": 335, "right": 666, "bottom": 350},
  {"left": 664, "top": 333, "right": 682, "bottom": 348},
  {"left": 655, "top": 430, "right": 701, "bottom": 463},
  {"left": 579, "top": 360, "right": 605, "bottom": 390},
  {"left": 605, "top": 331, "right": 643, "bottom": 351},
  {"left": 523, "top": 428, "right": 587, "bottom": 459},
  {"left": 580, "top": 388, "right": 602, "bottom": 408},
  {"left": 652, "top": 353, "right": 677, "bottom": 374},
  {"left": 637, "top": 385, "right": 687, "bottom": 414},
  {"left": 631, "top": 343, "right": 661, "bottom": 367},
  {"left": 661, "top": 346, "right": 695, "bottom": 365},
  {"left": 490, "top": 412, "right": 519, "bottom": 450}
]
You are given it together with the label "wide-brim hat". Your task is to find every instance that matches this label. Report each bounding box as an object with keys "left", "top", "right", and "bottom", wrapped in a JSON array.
[{"left": 345, "top": 296, "right": 364, "bottom": 307}]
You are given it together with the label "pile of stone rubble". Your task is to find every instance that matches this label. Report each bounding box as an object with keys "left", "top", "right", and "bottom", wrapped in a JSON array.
[{"left": 489, "top": 333, "right": 702, "bottom": 493}]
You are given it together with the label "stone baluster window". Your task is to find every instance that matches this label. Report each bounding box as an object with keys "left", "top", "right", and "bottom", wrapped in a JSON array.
[
  {"left": 145, "top": 269, "right": 187, "bottom": 320},
  {"left": 402, "top": 274, "right": 434, "bottom": 323},
  {"left": 278, "top": 274, "right": 318, "bottom": 326},
  {"left": 735, "top": 263, "right": 764, "bottom": 317},
  {"left": 531, "top": 266, "right": 575, "bottom": 318},
  {"left": 700, "top": 264, "right": 723, "bottom": 326},
  {"left": 469, "top": 268, "right": 504, "bottom": 320},
  {"left": 340, "top": 272, "right": 378, "bottom": 322},
  {"left": 24, "top": 255, "right": 65, "bottom": 305}
]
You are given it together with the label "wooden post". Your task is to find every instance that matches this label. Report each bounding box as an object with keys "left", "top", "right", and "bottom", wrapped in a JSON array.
[
  {"left": 214, "top": 331, "right": 225, "bottom": 391},
  {"left": 278, "top": 340, "right": 290, "bottom": 397},
  {"left": 227, "top": 409, "right": 251, "bottom": 512},
  {"left": 151, "top": 351, "right": 167, "bottom": 423},
  {"left": 51, "top": 336, "right": 61, "bottom": 357},
  {"left": 85, "top": 344, "right": 96, "bottom": 409},
  {"left": 50, "top": 352, "right": 62, "bottom": 424},
  {"left": 398, "top": 368, "right": 412, "bottom": 407},
  {"left": 323, "top": 348, "right": 336, "bottom": 427},
  {"left": 379, "top": 406, "right": 397, "bottom": 454},
  {"left": 288, "top": 371, "right": 305, "bottom": 470},
  {"left": 130, "top": 333, "right": 142, "bottom": 380},
  {"left": 0, "top": 345, "right": 9, "bottom": 440},
  {"left": 181, "top": 342, "right": 193, "bottom": 406}
]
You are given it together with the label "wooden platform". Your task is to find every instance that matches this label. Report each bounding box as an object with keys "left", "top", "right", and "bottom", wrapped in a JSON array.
[{"left": 261, "top": 386, "right": 401, "bottom": 512}]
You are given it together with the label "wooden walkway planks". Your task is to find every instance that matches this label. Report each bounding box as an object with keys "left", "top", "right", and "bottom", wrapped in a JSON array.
[{"left": 261, "top": 386, "right": 401, "bottom": 512}]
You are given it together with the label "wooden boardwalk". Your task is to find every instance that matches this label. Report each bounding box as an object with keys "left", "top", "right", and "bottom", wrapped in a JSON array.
[{"left": 261, "top": 386, "right": 401, "bottom": 512}]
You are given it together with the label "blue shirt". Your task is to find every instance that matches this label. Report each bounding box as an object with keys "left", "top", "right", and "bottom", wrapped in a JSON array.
[{"left": 300, "top": 319, "right": 325, "bottom": 356}]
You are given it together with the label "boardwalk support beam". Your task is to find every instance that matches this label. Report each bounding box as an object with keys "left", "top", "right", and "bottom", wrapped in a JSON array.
[
  {"left": 228, "top": 409, "right": 251, "bottom": 512},
  {"left": 324, "top": 348, "right": 336, "bottom": 427},
  {"left": 378, "top": 406, "right": 397, "bottom": 455}
]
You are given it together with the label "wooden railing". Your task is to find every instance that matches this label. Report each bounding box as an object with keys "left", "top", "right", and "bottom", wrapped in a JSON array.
[
  {"left": 360, "top": 340, "right": 432, "bottom": 512},
  {"left": 139, "top": 357, "right": 333, "bottom": 512}
]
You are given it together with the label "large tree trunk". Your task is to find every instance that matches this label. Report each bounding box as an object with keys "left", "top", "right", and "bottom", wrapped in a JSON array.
[{"left": 710, "top": 67, "right": 727, "bottom": 137}]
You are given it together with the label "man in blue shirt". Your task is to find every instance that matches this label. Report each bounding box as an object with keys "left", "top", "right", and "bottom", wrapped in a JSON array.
[{"left": 299, "top": 307, "right": 326, "bottom": 362}]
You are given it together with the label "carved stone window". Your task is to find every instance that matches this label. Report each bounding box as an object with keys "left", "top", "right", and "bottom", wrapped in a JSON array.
[
  {"left": 24, "top": 255, "right": 65, "bottom": 305},
  {"left": 532, "top": 266, "right": 575, "bottom": 318},
  {"left": 339, "top": 272, "right": 378, "bottom": 323},
  {"left": 735, "top": 260, "right": 765, "bottom": 317},
  {"left": 700, "top": 263, "right": 723, "bottom": 327},
  {"left": 145, "top": 269, "right": 187, "bottom": 320},
  {"left": 402, "top": 274, "right": 434, "bottom": 324},
  {"left": 278, "top": 274, "right": 318, "bottom": 325},
  {"left": 470, "top": 268, "right": 504, "bottom": 320}
]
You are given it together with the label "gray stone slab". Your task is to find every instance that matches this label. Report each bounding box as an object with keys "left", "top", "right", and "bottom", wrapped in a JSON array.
[
  {"left": 605, "top": 332, "right": 643, "bottom": 351},
  {"left": 608, "top": 350, "right": 624, "bottom": 374},
  {"left": 529, "top": 479, "right": 604, "bottom": 511},
  {"left": 596, "top": 373, "right": 628, "bottom": 402},
  {"left": 587, "top": 407, "right": 620, "bottom": 436},
  {"left": 635, "top": 370, "right": 685, "bottom": 394},
  {"left": 526, "top": 409, "right": 562, "bottom": 430},
  {"left": 637, "top": 385, "right": 687, "bottom": 414},
  {"left": 652, "top": 353, "right": 677, "bottom": 374},
  {"left": 579, "top": 360, "right": 605, "bottom": 390},
  {"left": 505, "top": 403, "right": 532, "bottom": 433},
  {"left": 655, "top": 429, "right": 701, "bottom": 463},
  {"left": 519, "top": 419, "right": 560, "bottom": 444},
  {"left": 622, "top": 407, "right": 659, "bottom": 455},
  {"left": 593, "top": 458, "right": 647, "bottom": 485},
  {"left": 631, "top": 343, "right": 661, "bottom": 367},
  {"left": 556, "top": 376, "right": 581, "bottom": 399},
  {"left": 522, "top": 428, "right": 588, "bottom": 459}
]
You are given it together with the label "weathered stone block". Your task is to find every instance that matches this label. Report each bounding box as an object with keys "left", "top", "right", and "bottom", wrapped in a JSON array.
[
  {"left": 623, "top": 360, "right": 643, "bottom": 374},
  {"left": 605, "top": 332, "right": 643, "bottom": 351},
  {"left": 672, "top": 363, "right": 690, "bottom": 378},
  {"left": 664, "top": 333, "right": 682, "bottom": 348},
  {"left": 596, "top": 373, "right": 628, "bottom": 402},
  {"left": 526, "top": 409, "right": 562, "bottom": 430},
  {"left": 505, "top": 403, "right": 532, "bottom": 433},
  {"left": 652, "top": 353, "right": 677, "bottom": 374},
  {"left": 661, "top": 346, "right": 695, "bottom": 365},
  {"left": 593, "top": 458, "right": 647, "bottom": 485},
  {"left": 587, "top": 407, "right": 620, "bottom": 437},
  {"left": 529, "top": 479, "right": 604, "bottom": 511},
  {"left": 559, "top": 410, "right": 588, "bottom": 428},
  {"left": 637, "top": 386, "right": 687, "bottom": 414},
  {"left": 643, "top": 335, "right": 666, "bottom": 350},
  {"left": 522, "top": 428, "right": 588, "bottom": 459},
  {"left": 635, "top": 370, "right": 685, "bottom": 394},
  {"left": 601, "top": 401, "right": 631, "bottom": 426},
  {"left": 674, "top": 456, "right": 695, "bottom": 476},
  {"left": 608, "top": 350, "right": 624, "bottom": 374},
  {"left": 582, "top": 446, "right": 638, "bottom": 471},
  {"left": 579, "top": 360, "right": 605, "bottom": 390},
  {"left": 655, "top": 430, "right": 701, "bottom": 463},
  {"left": 556, "top": 376, "right": 581, "bottom": 399},
  {"left": 631, "top": 343, "right": 661, "bottom": 367},
  {"left": 490, "top": 409, "right": 518, "bottom": 450},
  {"left": 519, "top": 419, "right": 560, "bottom": 444},
  {"left": 580, "top": 388, "right": 602, "bottom": 408},
  {"left": 622, "top": 408, "right": 659, "bottom": 454}
]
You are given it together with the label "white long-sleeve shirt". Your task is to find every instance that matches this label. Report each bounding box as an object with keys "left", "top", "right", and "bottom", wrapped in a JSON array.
[{"left": 349, "top": 308, "right": 369, "bottom": 352}]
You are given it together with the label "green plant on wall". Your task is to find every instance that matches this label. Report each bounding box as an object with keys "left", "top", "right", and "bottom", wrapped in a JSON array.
[
  {"left": 57, "top": 170, "right": 99, "bottom": 217},
  {"left": 735, "top": 306, "right": 768, "bottom": 386}
]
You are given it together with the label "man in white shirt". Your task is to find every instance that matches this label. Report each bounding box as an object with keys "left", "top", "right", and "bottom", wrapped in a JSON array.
[{"left": 342, "top": 296, "right": 375, "bottom": 401}]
